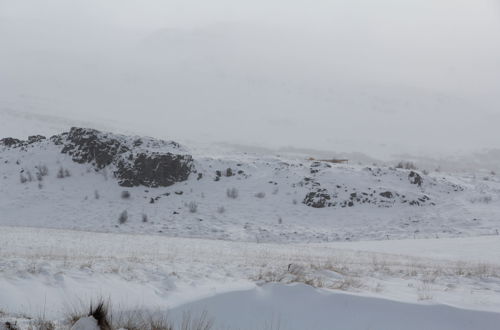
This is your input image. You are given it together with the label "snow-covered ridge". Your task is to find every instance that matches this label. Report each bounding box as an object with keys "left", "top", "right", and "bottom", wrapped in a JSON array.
[
  {"left": 2, "top": 127, "right": 194, "bottom": 187},
  {"left": 1, "top": 127, "right": 499, "bottom": 242}
]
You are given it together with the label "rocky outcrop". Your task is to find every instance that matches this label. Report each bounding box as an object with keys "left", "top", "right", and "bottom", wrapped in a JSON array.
[
  {"left": 60, "top": 128, "right": 130, "bottom": 169},
  {"left": 408, "top": 171, "right": 423, "bottom": 187},
  {"left": 303, "top": 189, "right": 332, "bottom": 208},
  {"left": 1, "top": 135, "right": 46, "bottom": 148},
  {"left": 22, "top": 127, "right": 196, "bottom": 188},
  {"left": 56, "top": 127, "right": 194, "bottom": 187},
  {"left": 0, "top": 137, "right": 22, "bottom": 147},
  {"left": 116, "top": 152, "right": 193, "bottom": 187}
]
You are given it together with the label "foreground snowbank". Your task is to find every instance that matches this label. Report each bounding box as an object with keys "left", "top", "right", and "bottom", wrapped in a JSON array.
[{"left": 167, "top": 283, "right": 500, "bottom": 330}]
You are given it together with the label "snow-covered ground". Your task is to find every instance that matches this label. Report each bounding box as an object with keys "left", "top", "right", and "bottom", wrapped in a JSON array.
[
  {"left": 1, "top": 124, "right": 500, "bottom": 329},
  {"left": 0, "top": 226, "right": 499, "bottom": 328},
  {"left": 1, "top": 127, "right": 500, "bottom": 244}
]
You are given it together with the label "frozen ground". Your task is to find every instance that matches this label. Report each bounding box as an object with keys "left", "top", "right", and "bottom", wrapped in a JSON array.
[
  {"left": 1, "top": 121, "right": 500, "bottom": 329},
  {"left": 0, "top": 226, "right": 499, "bottom": 328}
]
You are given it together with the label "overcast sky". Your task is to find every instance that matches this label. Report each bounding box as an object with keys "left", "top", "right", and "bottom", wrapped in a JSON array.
[{"left": 1, "top": 0, "right": 499, "bottom": 158}]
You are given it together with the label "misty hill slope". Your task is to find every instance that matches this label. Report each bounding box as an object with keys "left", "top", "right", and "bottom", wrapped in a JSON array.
[{"left": 1, "top": 127, "right": 499, "bottom": 242}]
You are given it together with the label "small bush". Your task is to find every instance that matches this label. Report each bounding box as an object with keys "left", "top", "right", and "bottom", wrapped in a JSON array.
[
  {"left": 226, "top": 188, "right": 238, "bottom": 199},
  {"left": 89, "top": 301, "right": 111, "bottom": 330},
  {"left": 121, "top": 190, "right": 131, "bottom": 199},
  {"left": 35, "top": 164, "right": 49, "bottom": 181},
  {"left": 395, "top": 161, "right": 417, "bottom": 170},
  {"left": 118, "top": 210, "right": 128, "bottom": 224},
  {"left": 57, "top": 167, "right": 71, "bottom": 179},
  {"left": 254, "top": 192, "right": 266, "bottom": 198},
  {"left": 188, "top": 201, "right": 198, "bottom": 213},
  {"left": 31, "top": 319, "right": 55, "bottom": 330},
  {"left": 470, "top": 195, "right": 493, "bottom": 204}
]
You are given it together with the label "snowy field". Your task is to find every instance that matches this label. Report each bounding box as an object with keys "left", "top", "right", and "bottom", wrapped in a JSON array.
[
  {"left": 1, "top": 121, "right": 500, "bottom": 329},
  {"left": 1, "top": 226, "right": 499, "bottom": 329}
]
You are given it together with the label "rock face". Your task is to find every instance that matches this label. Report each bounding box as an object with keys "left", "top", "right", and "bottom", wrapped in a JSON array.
[
  {"left": 116, "top": 153, "right": 193, "bottom": 187},
  {"left": 61, "top": 127, "right": 128, "bottom": 169},
  {"left": 0, "top": 137, "right": 22, "bottom": 147},
  {"left": 57, "top": 127, "right": 194, "bottom": 187},
  {"left": 1, "top": 135, "right": 46, "bottom": 147}
]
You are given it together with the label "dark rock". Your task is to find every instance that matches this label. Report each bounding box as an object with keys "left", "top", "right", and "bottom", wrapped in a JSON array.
[
  {"left": 408, "top": 171, "right": 423, "bottom": 187},
  {"left": 61, "top": 127, "right": 129, "bottom": 168},
  {"left": 303, "top": 189, "right": 331, "bottom": 208},
  {"left": 0, "top": 137, "right": 22, "bottom": 147},
  {"left": 379, "top": 191, "right": 394, "bottom": 199},
  {"left": 27, "top": 135, "right": 46, "bottom": 144},
  {"left": 116, "top": 153, "right": 193, "bottom": 187}
]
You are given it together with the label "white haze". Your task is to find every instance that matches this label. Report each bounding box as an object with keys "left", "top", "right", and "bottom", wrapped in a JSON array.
[{"left": 1, "top": 0, "right": 500, "bottom": 159}]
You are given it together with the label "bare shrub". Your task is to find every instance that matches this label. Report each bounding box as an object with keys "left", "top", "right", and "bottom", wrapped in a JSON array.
[
  {"left": 121, "top": 190, "right": 131, "bottom": 199},
  {"left": 330, "top": 277, "right": 363, "bottom": 291},
  {"left": 226, "top": 188, "right": 238, "bottom": 199},
  {"left": 31, "top": 319, "right": 55, "bottom": 330},
  {"left": 70, "top": 301, "right": 213, "bottom": 330},
  {"left": 180, "top": 311, "right": 213, "bottom": 330},
  {"left": 57, "top": 167, "right": 71, "bottom": 178},
  {"left": 254, "top": 192, "right": 266, "bottom": 198},
  {"left": 119, "top": 210, "right": 128, "bottom": 224},
  {"left": 142, "top": 214, "right": 148, "bottom": 222},
  {"left": 470, "top": 195, "right": 493, "bottom": 204},
  {"left": 3, "top": 321, "right": 19, "bottom": 330},
  {"left": 395, "top": 161, "right": 417, "bottom": 170},
  {"left": 35, "top": 164, "right": 49, "bottom": 181},
  {"left": 20, "top": 173, "right": 27, "bottom": 183},
  {"left": 217, "top": 206, "right": 226, "bottom": 214},
  {"left": 113, "top": 311, "right": 173, "bottom": 330},
  {"left": 89, "top": 301, "right": 111, "bottom": 330},
  {"left": 188, "top": 201, "right": 198, "bottom": 213}
]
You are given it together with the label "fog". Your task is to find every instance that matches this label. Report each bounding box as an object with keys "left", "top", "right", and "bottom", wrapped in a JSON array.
[{"left": 1, "top": 0, "right": 500, "bottom": 158}]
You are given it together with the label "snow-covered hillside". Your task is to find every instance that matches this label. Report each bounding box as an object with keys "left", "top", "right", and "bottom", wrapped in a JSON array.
[
  {"left": 1, "top": 127, "right": 500, "bottom": 329},
  {"left": 1, "top": 127, "right": 500, "bottom": 242}
]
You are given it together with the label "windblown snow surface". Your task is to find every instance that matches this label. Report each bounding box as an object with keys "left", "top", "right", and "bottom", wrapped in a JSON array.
[{"left": 1, "top": 121, "right": 500, "bottom": 329}]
